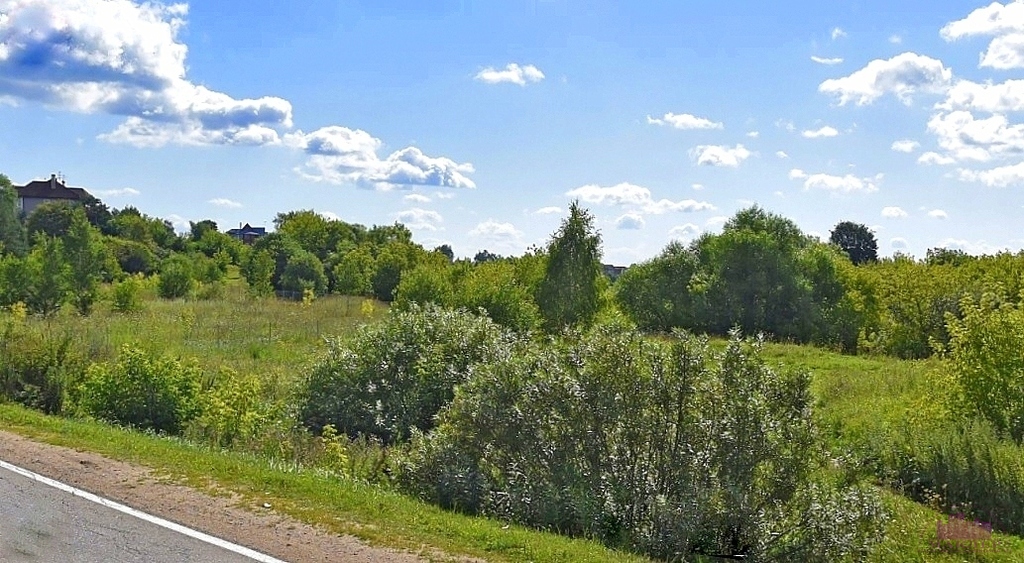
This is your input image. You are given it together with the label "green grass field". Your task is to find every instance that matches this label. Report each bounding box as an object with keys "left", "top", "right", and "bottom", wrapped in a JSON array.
[{"left": 4, "top": 287, "right": 1024, "bottom": 561}]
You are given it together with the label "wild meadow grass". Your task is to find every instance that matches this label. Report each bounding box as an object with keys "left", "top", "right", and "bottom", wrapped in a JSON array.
[{"left": 6, "top": 289, "right": 1024, "bottom": 560}]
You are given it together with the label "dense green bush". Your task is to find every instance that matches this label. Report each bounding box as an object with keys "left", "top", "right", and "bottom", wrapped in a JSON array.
[
  {"left": 946, "top": 291, "right": 1024, "bottom": 440},
  {"left": 397, "top": 328, "right": 887, "bottom": 561},
  {"left": 280, "top": 249, "right": 327, "bottom": 295},
  {"left": 110, "top": 274, "right": 144, "bottom": 313},
  {"left": 0, "top": 319, "right": 87, "bottom": 414},
  {"left": 300, "top": 304, "right": 516, "bottom": 444},
  {"left": 157, "top": 254, "right": 195, "bottom": 299},
  {"left": 78, "top": 345, "right": 202, "bottom": 434},
  {"left": 187, "top": 368, "right": 285, "bottom": 449}
]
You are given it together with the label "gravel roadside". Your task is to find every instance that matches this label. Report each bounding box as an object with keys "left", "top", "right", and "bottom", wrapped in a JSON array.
[{"left": 0, "top": 430, "right": 435, "bottom": 563}]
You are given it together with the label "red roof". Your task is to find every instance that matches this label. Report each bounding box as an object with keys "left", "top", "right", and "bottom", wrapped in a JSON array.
[{"left": 14, "top": 176, "right": 90, "bottom": 201}]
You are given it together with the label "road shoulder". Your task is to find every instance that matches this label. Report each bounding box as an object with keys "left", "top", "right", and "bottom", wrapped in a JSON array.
[{"left": 0, "top": 430, "right": 426, "bottom": 563}]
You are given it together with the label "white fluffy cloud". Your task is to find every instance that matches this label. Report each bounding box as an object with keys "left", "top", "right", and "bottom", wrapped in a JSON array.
[
  {"left": 811, "top": 56, "right": 844, "bottom": 65},
  {"left": 918, "top": 151, "right": 956, "bottom": 165},
  {"left": 937, "top": 238, "right": 1008, "bottom": 255},
  {"left": 940, "top": 79, "right": 1024, "bottom": 113},
  {"left": 208, "top": 197, "right": 242, "bottom": 208},
  {"left": 468, "top": 219, "right": 525, "bottom": 251},
  {"left": 474, "top": 63, "right": 545, "bottom": 85},
  {"left": 881, "top": 206, "right": 908, "bottom": 218},
  {"left": 928, "top": 209, "right": 949, "bottom": 219},
  {"left": 891, "top": 139, "right": 920, "bottom": 152},
  {"left": 690, "top": 144, "right": 752, "bottom": 167},
  {"left": 819, "top": 52, "right": 953, "bottom": 105},
  {"left": 395, "top": 208, "right": 444, "bottom": 231},
  {"left": 776, "top": 150, "right": 790, "bottom": 159},
  {"left": 615, "top": 212, "right": 645, "bottom": 230},
  {"left": 802, "top": 126, "right": 839, "bottom": 138},
  {"left": 669, "top": 223, "right": 701, "bottom": 240},
  {"left": 565, "top": 183, "right": 715, "bottom": 214},
  {"left": 959, "top": 161, "right": 1024, "bottom": 186},
  {"left": 789, "top": 169, "right": 882, "bottom": 193},
  {"left": 534, "top": 206, "right": 563, "bottom": 215},
  {"left": 93, "top": 187, "right": 140, "bottom": 197},
  {"left": 942, "top": 1, "right": 1024, "bottom": 69},
  {"left": 0, "top": 0, "right": 293, "bottom": 146},
  {"left": 832, "top": 27, "right": 847, "bottom": 40},
  {"left": 287, "top": 127, "right": 476, "bottom": 190},
  {"left": 404, "top": 194, "right": 432, "bottom": 203},
  {"left": 927, "top": 110, "right": 1024, "bottom": 162},
  {"left": 647, "top": 112, "right": 723, "bottom": 130}
]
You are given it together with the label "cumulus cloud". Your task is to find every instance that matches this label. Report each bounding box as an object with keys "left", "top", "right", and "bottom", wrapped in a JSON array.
[
  {"left": 404, "top": 193, "right": 432, "bottom": 203},
  {"left": 395, "top": 208, "right": 444, "bottom": 231},
  {"left": 534, "top": 206, "right": 563, "bottom": 215},
  {"left": 565, "top": 183, "right": 715, "bottom": 214},
  {"left": 208, "top": 197, "right": 242, "bottom": 208},
  {"left": 927, "top": 110, "right": 1024, "bottom": 162},
  {"left": 891, "top": 139, "right": 921, "bottom": 152},
  {"left": 937, "top": 238, "right": 1008, "bottom": 255},
  {"left": 959, "top": 161, "right": 1024, "bottom": 186},
  {"left": 918, "top": 151, "right": 956, "bottom": 165},
  {"left": 881, "top": 206, "right": 908, "bottom": 218},
  {"left": 928, "top": 209, "right": 949, "bottom": 219},
  {"left": 615, "top": 212, "right": 645, "bottom": 230},
  {"left": 468, "top": 219, "right": 524, "bottom": 251},
  {"left": 832, "top": 27, "right": 847, "bottom": 40},
  {"left": 747, "top": 131, "right": 759, "bottom": 138},
  {"left": 789, "top": 169, "right": 882, "bottom": 193},
  {"left": 647, "top": 112, "right": 723, "bottom": 130},
  {"left": 942, "top": 1, "right": 1024, "bottom": 69},
  {"left": 474, "top": 63, "right": 545, "bottom": 85},
  {"left": 776, "top": 150, "right": 790, "bottom": 159},
  {"left": 811, "top": 56, "right": 844, "bottom": 65},
  {"left": 819, "top": 52, "right": 953, "bottom": 105},
  {"left": 287, "top": 127, "right": 476, "bottom": 190},
  {"left": 890, "top": 237, "right": 909, "bottom": 249},
  {"left": 669, "top": 223, "right": 701, "bottom": 240},
  {"left": 690, "top": 144, "right": 752, "bottom": 167},
  {"left": 940, "top": 79, "right": 1024, "bottom": 113},
  {"left": 0, "top": 0, "right": 294, "bottom": 146},
  {"left": 705, "top": 216, "right": 728, "bottom": 229},
  {"left": 93, "top": 187, "right": 140, "bottom": 197},
  {"left": 802, "top": 126, "right": 839, "bottom": 138}
]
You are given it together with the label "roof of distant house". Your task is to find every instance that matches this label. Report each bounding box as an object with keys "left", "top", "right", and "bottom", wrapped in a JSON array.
[
  {"left": 15, "top": 175, "right": 90, "bottom": 201},
  {"left": 227, "top": 223, "right": 266, "bottom": 235}
]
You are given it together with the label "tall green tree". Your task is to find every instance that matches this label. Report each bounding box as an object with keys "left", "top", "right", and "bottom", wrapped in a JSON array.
[
  {"left": 0, "top": 174, "right": 26, "bottom": 256},
  {"left": 26, "top": 200, "right": 78, "bottom": 239},
  {"left": 26, "top": 234, "right": 69, "bottom": 316},
  {"left": 830, "top": 221, "right": 878, "bottom": 265},
  {"left": 536, "top": 201, "right": 602, "bottom": 331},
  {"left": 242, "top": 249, "right": 275, "bottom": 298},
  {"left": 63, "top": 208, "right": 107, "bottom": 314}
]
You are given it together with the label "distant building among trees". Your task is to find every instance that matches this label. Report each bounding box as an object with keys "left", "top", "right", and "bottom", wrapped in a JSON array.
[
  {"left": 227, "top": 223, "right": 267, "bottom": 244},
  {"left": 14, "top": 174, "right": 91, "bottom": 214}
]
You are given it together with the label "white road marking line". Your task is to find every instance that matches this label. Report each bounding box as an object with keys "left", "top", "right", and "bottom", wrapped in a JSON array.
[{"left": 0, "top": 459, "right": 289, "bottom": 563}]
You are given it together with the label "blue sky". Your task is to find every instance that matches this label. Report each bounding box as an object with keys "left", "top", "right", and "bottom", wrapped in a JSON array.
[{"left": 2, "top": 1, "right": 1024, "bottom": 264}]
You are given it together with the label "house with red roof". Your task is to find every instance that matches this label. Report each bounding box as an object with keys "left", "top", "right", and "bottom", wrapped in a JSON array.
[{"left": 14, "top": 174, "right": 91, "bottom": 215}]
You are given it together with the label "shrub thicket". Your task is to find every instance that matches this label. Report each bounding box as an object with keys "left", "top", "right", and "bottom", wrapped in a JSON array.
[
  {"left": 300, "top": 304, "right": 516, "bottom": 443},
  {"left": 396, "top": 327, "right": 887, "bottom": 561},
  {"left": 78, "top": 345, "right": 202, "bottom": 434}
]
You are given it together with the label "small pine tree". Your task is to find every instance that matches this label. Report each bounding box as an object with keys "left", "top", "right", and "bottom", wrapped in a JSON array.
[{"left": 536, "top": 201, "right": 603, "bottom": 331}]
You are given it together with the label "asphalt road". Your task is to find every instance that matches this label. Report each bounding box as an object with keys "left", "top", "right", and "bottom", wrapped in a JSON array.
[{"left": 0, "top": 462, "right": 279, "bottom": 563}]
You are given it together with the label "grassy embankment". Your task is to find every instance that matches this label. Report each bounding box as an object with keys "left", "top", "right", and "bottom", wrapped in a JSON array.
[{"left": 4, "top": 280, "right": 1024, "bottom": 561}]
